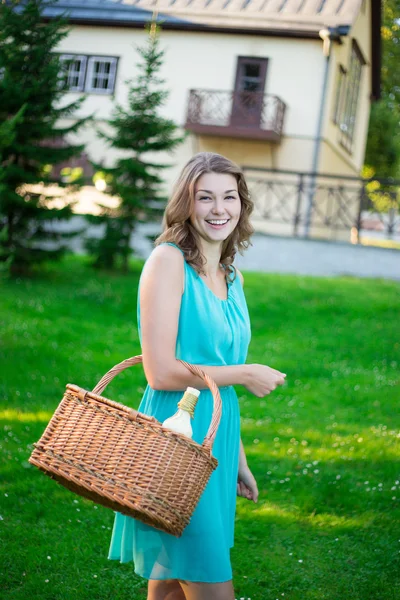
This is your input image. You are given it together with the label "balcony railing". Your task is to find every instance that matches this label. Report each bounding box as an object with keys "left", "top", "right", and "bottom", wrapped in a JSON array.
[{"left": 185, "top": 89, "right": 286, "bottom": 142}]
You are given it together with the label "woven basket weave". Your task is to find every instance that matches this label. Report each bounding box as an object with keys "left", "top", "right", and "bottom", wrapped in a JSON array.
[{"left": 29, "top": 355, "right": 222, "bottom": 537}]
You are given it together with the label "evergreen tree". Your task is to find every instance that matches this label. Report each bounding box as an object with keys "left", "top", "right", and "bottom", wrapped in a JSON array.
[
  {"left": 0, "top": 0, "right": 90, "bottom": 275},
  {"left": 86, "top": 23, "right": 186, "bottom": 272},
  {"left": 364, "top": 100, "right": 400, "bottom": 179},
  {"left": 364, "top": 0, "right": 400, "bottom": 178}
]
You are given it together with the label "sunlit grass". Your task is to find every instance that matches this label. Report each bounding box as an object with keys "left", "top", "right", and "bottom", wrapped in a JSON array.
[
  {"left": 1, "top": 254, "right": 399, "bottom": 600},
  {"left": 0, "top": 410, "right": 54, "bottom": 422}
]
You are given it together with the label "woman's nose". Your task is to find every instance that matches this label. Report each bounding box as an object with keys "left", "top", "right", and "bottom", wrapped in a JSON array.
[{"left": 211, "top": 198, "right": 225, "bottom": 214}]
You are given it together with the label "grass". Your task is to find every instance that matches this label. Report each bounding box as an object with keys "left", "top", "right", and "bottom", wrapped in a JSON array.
[{"left": 1, "top": 254, "right": 399, "bottom": 600}]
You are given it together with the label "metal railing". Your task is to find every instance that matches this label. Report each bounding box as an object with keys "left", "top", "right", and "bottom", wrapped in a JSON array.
[
  {"left": 242, "top": 167, "right": 400, "bottom": 244},
  {"left": 186, "top": 89, "right": 286, "bottom": 140}
]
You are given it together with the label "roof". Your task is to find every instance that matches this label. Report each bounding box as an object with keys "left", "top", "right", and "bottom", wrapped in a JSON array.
[
  {"left": 120, "top": 0, "right": 366, "bottom": 33},
  {"left": 36, "top": 0, "right": 380, "bottom": 99},
  {"left": 38, "top": 0, "right": 190, "bottom": 25}
]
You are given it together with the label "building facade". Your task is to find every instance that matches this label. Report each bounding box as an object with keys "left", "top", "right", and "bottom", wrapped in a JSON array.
[{"left": 45, "top": 0, "right": 381, "bottom": 239}]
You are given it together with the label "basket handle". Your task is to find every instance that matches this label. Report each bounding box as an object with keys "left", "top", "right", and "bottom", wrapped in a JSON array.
[{"left": 91, "top": 355, "right": 222, "bottom": 452}]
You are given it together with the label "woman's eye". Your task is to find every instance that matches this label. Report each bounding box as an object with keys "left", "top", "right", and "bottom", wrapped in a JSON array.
[
  {"left": 199, "top": 196, "right": 211, "bottom": 201},
  {"left": 225, "top": 196, "right": 235, "bottom": 200}
]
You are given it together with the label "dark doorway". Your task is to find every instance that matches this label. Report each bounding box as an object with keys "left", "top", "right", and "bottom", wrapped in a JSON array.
[{"left": 231, "top": 57, "right": 268, "bottom": 128}]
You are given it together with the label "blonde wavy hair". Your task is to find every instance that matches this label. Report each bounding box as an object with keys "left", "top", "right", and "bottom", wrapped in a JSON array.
[{"left": 155, "top": 152, "right": 254, "bottom": 281}]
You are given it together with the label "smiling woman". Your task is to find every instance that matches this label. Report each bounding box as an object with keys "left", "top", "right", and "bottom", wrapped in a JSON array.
[
  {"left": 191, "top": 174, "right": 241, "bottom": 242},
  {"left": 156, "top": 152, "right": 254, "bottom": 283},
  {"left": 107, "top": 152, "right": 287, "bottom": 600}
]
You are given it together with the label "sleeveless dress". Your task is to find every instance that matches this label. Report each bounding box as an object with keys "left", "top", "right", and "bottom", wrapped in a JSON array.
[{"left": 108, "top": 242, "right": 251, "bottom": 583}]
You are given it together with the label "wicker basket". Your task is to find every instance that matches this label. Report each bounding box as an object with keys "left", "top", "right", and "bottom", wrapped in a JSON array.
[{"left": 28, "top": 355, "right": 222, "bottom": 537}]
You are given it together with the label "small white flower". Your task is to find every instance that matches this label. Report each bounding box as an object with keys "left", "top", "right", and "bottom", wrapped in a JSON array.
[
  {"left": 298, "top": 559, "right": 303, "bottom": 563},
  {"left": 93, "top": 574, "right": 97, "bottom": 578},
  {"left": 45, "top": 579, "right": 49, "bottom": 583},
  {"left": 47, "top": 556, "right": 51, "bottom": 560},
  {"left": 73, "top": 500, "right": 79, "bottom": 504}
]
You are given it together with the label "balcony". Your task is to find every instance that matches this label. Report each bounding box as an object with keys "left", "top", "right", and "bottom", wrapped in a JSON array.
[{"left": 185, "top": 89, "right": 286, "bottom": 143}]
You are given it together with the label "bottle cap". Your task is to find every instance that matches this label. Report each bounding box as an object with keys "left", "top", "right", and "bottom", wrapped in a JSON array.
[{"left": 186, "top": 387, "right": 200, "bottom": 397}]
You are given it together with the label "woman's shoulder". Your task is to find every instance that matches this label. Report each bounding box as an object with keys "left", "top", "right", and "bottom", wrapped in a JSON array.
[
  {"left": 141, "top": 243, "right": 185, "bottom": 293},
  {"left": 147, "top": 242, "right": 185, "bottom": 264},
  {"left": 235, "top": 267, "right": 244, "bottom": 286}
]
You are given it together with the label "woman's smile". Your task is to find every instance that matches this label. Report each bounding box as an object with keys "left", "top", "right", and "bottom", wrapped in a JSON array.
[{"left": 205, "top": 218, "right": 230, "bottom": 229}]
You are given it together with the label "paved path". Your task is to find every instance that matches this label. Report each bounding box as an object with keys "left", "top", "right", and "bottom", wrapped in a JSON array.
[
  {"left": 59, "top": 217, "right": 400, "bottom": 282},
  {"left": 234, "top": 234, "right": 400, "bottom": 281}
]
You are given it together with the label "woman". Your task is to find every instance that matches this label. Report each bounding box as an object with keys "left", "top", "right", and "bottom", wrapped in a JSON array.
[{"left": 108, "top": 152, "right": 286, "bottom": 600}]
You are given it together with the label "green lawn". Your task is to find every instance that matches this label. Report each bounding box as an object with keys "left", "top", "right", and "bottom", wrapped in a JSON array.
[{"left": 1, "top": 254, "right": 399, "bottom": 600}]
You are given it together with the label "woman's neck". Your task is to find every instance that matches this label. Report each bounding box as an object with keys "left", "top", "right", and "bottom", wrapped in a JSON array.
[{"left": 199, "top": 240, "right": 223, "bottom": 279}]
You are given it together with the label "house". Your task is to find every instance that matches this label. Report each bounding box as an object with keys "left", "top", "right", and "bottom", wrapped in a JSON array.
[{"left": 43, "top": 0, "right": 381, "bottom": 239}]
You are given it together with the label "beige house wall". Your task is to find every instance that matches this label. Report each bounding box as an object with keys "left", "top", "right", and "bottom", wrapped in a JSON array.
[
  {"left": 57, "top": 26, "right": 329, "bottom": 190},
  {"left": 58, "top": 27, "right": 325, "bottom": 135},
  {"left": 56, "top": 11, "right": 373, "bottom": 225},
  {"left": 320, "top": 0, "right": 372, "bottom": 175}
]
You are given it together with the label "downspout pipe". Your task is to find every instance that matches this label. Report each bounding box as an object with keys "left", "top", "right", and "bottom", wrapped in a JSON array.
[{"left": 303, "top": 25, "right": 350, "bottom": 237}]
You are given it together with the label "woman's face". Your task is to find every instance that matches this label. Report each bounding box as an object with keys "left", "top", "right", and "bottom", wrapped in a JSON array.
[{"left": 190, "top": 172, "right": 241, "bottom": 245}]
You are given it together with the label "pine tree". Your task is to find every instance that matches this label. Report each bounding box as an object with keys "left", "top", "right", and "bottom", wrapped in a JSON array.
[
  {"left": 0, "top": 0, "right": 90, "bottom": 275},
  {"left": 86, "top": 23, "right": 186, "bottom": 272}
]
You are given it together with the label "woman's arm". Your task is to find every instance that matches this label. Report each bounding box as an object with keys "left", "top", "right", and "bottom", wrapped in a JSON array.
[
  {"left": 140, "top": 245, "right": 286, "bottom": 394},
  {"left": 239, "top": 437, "right": 248, "bottom": 472},
  {"left": 139, "top": 244, "right": 248, "bottom": 391}
]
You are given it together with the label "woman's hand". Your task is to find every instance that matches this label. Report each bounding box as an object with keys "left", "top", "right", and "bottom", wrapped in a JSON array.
[
  {"left": 243, "top": 364, "right": 286, "bottom": 398},
  {"left": 237, "top": 465, "right": 259, "bottom": 503}
]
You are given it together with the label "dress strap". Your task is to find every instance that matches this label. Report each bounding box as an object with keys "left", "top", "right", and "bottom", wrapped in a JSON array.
[{"left": 159, "top": 242, "right": 185, "bottom": 256}]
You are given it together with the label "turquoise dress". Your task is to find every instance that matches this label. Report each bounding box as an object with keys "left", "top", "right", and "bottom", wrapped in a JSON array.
[{"left": 108, "top": 242, "right": 251, "bottom": 583}]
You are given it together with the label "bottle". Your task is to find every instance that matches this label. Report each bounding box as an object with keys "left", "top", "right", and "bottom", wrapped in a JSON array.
[{"left": 161, "top": 387, "right": 200, "bottom": 439}]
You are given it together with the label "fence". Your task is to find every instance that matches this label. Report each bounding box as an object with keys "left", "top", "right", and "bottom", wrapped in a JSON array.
[{"left": 242, "top": 167, "right": 400, "bottom": 244}]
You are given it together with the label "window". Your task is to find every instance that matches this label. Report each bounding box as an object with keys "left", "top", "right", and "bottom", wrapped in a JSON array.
[
  {"left": 59, "top": 53, "right": 118, "bottom": 95},
  {"left": 86, "top": 57, "right": 117, "bottom": 94},
  {"left": 60, "top": 55, "right": 87, "bottom": 91},
  {"left": 337, "top": 41, "right": 366, "bottom": 153},
  {"left": 332, "top": 65, "right": 346, "bottom": 125}
]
